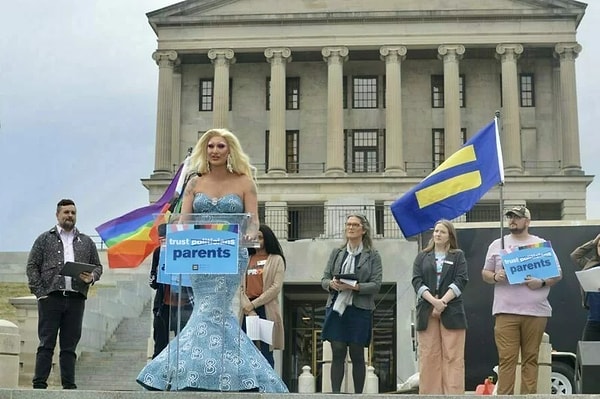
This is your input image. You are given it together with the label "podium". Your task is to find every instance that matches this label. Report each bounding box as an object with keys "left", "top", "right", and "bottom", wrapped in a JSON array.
[
  {"left": 158, "top": 212, "right": 257, "bottom": 391},
  {"left": 576, "top": 341, "right": 600, "bottom": 394}
]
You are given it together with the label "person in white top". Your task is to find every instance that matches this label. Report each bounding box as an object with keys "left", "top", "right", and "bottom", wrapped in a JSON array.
[{"left": 482, "top": 206, "right": 562, "bottom": 395}]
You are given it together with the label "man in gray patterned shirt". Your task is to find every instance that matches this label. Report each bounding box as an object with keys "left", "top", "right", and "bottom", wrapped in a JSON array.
[{"left": 26, "top": 199, "right": 103, "bottom": 389}]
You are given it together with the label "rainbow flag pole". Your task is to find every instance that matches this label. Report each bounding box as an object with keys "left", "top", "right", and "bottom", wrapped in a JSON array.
[{"left": 95, "top": 162, "right": 186, "bottom": 268}]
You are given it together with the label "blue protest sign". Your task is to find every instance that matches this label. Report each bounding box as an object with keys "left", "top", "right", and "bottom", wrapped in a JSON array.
[
  {"left": 165, "top": 223, "right": 239, "bottom": 274},
  {"left": 156, "top": 244, "right": 192, "bottom": 287},
  {"left": 501, "top": 242, "right": 560, "bottom": 284}
]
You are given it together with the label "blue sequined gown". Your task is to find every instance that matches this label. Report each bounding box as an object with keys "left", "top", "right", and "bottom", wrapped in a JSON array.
[{"left": 137, "top": 194, "right": 288, "bottom": 392}]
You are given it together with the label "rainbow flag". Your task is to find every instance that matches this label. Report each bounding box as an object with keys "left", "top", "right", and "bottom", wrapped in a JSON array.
[{"left": 95, "top": 163, "right": 185, "bottom": 268}]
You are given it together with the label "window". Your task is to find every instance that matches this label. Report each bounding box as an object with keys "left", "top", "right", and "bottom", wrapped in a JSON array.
[
  {"left": 432, "top": 129, "right": 445, "bottom": 167},
  {"left": 382, "top": 76, "right": 386, "bottom": 109},
  {"left": 266, "top": 77, "right": 300, "bottom": 110},
  {"left": 431, "top": 75, "right": 444, "bottom": 108},
  {"left": 432, "top": 128, "right": 467, "bottom": 168},
  {"left": 459, "top": 75, "right": 466, "bottom": 108},
  {"left": 346, "top": 130, "right": 384, "bottom": 172},
  {"left": 199, "top": 79, "right": 213, "bottom": 111},
  {"left": 352, "top": 76, "right": 378, "bottom": 108},
  {"left": 286, "top": 130, "right": 299, "bottom": 173},
  {"left": 265, "top": 130, "right": 300, "bottom": 173},
  {"left": 199, "top": 78, "right": 233, "bottom": 111},
  {"left": 431, "top": 75, "right": 465, "bottom": 108},
  {"left": 343, "top": 76, "right": 348, "bottom": 109},
  {"left": 499, "top": 74, "right": 503, "bottom": 107},
  {"left": 520, "top": 73, "right": 535, "bottom": 107},
  {"left": 286, "top": 77, "right": 300, "bottom": 110}
]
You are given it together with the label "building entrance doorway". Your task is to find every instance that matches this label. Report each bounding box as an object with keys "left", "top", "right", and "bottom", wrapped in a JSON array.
[{"left": 282, "top": 283, "right": 396, "bottom": 392}]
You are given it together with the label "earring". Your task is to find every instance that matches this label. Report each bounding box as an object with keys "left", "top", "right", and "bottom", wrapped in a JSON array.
[
  {"left": 206, "top": 159, "right": 211, "bottom": 173},
  {"left": 226, "top": 154, "right": 233, "bottom": 173}
]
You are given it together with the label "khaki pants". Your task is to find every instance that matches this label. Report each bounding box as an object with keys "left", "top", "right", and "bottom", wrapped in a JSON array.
[
  {"left": 417, "top": 314, "right": 466, "bottom": 394},
  {"left": 494, "top": 314, "right": 547, "bottom": 395}
]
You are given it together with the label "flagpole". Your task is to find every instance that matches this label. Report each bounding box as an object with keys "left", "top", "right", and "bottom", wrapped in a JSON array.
[{"left": 495, "top": 110, "right": 505, "bottom": 249}]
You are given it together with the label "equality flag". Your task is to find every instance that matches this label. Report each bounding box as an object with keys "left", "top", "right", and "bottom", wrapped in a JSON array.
[
  {"left": 96, "top": 162, "right": 187, "bottom": 268},
  {"left": 390, "top": 119, "right": 504, "bottom": 237}
]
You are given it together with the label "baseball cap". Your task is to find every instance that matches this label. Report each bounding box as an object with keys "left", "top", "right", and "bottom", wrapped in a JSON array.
[{"left": 505, "top": 206, "right": 531, "bottom": 219}]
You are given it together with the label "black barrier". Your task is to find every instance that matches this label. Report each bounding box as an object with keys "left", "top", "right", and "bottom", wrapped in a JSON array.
[{"left": 576, "top": 341, "right": 600, "bottom": 394}]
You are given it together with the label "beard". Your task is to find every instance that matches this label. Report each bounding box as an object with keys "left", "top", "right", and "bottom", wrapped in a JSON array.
[
  {"left": 60, "top": 219, "right": 75, "bottom": 231},
  {"left": 509, "top": 225, "right": 526, "bottom": 235}
]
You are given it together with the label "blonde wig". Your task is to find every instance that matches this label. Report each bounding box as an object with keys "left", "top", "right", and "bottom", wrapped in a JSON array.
[{"left": 189, "top": 128, "right": 256, "bottom": 181}]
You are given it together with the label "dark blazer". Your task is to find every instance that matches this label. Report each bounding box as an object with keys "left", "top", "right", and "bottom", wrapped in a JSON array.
[
  {"left": 412, "top": 249, "right": 468, "bottom": 331},
  {"left": 570, "top": 239, "right": 600, "bottom": 309},
  {"left": 321, "top": 246, "right": 383, "bottom": 311}
]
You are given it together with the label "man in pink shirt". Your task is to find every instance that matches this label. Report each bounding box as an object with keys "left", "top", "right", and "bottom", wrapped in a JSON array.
[{"left": 482, "top": 206, "right": 562, "bottom": 395}]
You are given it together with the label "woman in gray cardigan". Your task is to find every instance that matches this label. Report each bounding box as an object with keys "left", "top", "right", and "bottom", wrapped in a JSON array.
[{"left": 321, "top": 214, "right": 383, "bottom": 393}]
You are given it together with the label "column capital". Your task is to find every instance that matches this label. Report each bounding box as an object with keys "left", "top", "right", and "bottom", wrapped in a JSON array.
[
  {"left": 152, "top": 50, "right": 179, "bottom": 67},
  {"left": 208, "top": 49, "right": 236, "bottom": 66},
  {"left": 321, "top": 46, "right": 349, "bottom": 63},
  {"left": 554, "top": 42, "right": 582, "bottom": 61},
  {"left": 264, "top": 47, "right": 292, "bottom": 64},
  {"left": 437, "top": 44, "right": 465, "bottom": 61},
  {"left": 379, "top": 46, "right": 407, "bottom": 62},
  {"left": 495, "top": 44, "right": 523, "bottom": 61}
]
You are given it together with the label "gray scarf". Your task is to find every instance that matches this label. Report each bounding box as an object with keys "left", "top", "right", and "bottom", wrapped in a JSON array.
[{"left": 333, "top": 243, "right": 363, "bottom": 315}]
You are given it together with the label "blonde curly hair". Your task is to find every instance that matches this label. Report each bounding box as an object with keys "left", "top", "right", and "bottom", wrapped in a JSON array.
[{"left": 189, "top": 128, "right": 256, "bottom": 180}]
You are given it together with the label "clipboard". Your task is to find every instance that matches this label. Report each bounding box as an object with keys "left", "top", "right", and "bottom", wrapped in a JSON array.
[
  {"left": 334, "top": 273, "right": 357, "bottom": 280},
  {"left": 61, "top": 261, "right": 96, "bottom": 277}
]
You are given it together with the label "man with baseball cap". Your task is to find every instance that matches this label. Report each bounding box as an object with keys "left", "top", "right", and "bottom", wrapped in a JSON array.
[{"left": 481, "top": 206, "right": 562, "bottom": 394}]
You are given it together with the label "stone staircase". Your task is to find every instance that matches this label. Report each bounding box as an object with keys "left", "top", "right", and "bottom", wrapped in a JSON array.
[{"left": 75, "top": 299, "right": 152, "bottom": 391}]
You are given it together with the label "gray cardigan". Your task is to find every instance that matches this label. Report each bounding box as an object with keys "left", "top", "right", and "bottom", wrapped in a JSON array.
[
  {"left": 321, "top": 246, "right": 383, "bottom": 311},
  {"left": 26, "top": 226, "right": 103, "bottom": 299}
]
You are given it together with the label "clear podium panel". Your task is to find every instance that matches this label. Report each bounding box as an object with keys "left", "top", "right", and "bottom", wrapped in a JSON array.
[{"left": 169, "top": 212, "right": 259, "bottom": 248}]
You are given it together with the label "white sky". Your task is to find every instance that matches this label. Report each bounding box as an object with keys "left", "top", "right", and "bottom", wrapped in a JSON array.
[{"left": 0, "top": 1, "right": 598, "bottom": 251}]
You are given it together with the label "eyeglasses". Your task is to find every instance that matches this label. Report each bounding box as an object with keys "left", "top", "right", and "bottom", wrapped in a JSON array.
[
  {"left": 346, "top": 223, "right": 362, "bottom": 228},
  {"left": 505, "top": 215, "right": 523, "bottom": 220}
]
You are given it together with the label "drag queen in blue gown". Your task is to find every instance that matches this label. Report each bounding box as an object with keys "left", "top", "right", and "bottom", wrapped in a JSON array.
[{"left": 137, "top": 129, "right": 288, "bottom": 393}]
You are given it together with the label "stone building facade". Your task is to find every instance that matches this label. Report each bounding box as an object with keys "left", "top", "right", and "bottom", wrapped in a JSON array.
[{"left": 143, "top": 0, "right": 591, "bottom": 392}]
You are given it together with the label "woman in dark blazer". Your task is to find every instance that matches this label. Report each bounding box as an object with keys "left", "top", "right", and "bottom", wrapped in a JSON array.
[
  {"left": 321, "top": 214, "right": 383, "bottom": 393},
  {"left": 412, "top": 219, "right": 468, "bottom": 394},
  {"left": 570, "top": 233, "right": 600, "bottom": 341}
]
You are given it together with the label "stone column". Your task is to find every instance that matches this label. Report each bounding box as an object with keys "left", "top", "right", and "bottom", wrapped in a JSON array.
[
  {"left": 151, "top": 50, "right": 178, "bottom": 177},
  {"left": 496, "top": 44, "right": 524, "bottom": 174},
  {"left": 438, "top": 45, "right": 465, "bottom": 157},
  {"left": 208, "top": 49, "right": 235, "bottom": 129},
  {"left": 322, "top": 47, "right": 348, "bottom": 176},
  {"left": 171, "top": 66, "right": 182, "bottom": 167},
  {"left": 555, "top": 43, "right": 583, "bottom": 175},
  {"left": 265, "top": 47, "right": 292, "bottom": 176},
  {"left": 380, "top": 46, "right": 407, "bottom": 176},
  {"left": 552, "top": 62, "right": 563, "bottom": 168}
]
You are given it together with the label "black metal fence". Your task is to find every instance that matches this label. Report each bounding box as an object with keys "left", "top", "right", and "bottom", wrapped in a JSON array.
[{"left": 91, "top": 202, "right": 561, "bottom": 248}]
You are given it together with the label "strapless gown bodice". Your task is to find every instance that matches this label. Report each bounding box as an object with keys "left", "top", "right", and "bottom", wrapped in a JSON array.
[
  {"left": 136, "top": 193, "right": 288, "bottom": 392},
  {"left": 192, "top": 193, "right": 244, "bottom": 214}
]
